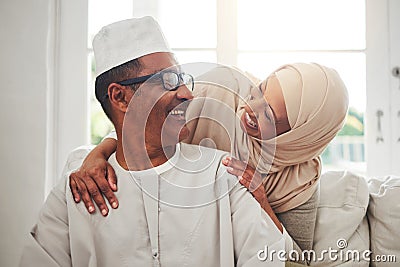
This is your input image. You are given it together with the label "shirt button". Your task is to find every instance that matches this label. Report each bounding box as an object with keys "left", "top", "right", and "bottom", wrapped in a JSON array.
[
  {"left": 152, "top": 251, "right": 159, "bottom": 259},
  {"left": 158, "top": 207, "right": 161, "bottom": 212}
]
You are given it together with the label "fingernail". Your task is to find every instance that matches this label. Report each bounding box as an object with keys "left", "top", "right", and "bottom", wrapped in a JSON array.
[
  {"left": 88, "top": 206, "right": 94, "bottom": 213},
  {"left": 74, "top": 197, "right": 79, "bottom": 202},
  {"left": 113, "top": 184, "right": 117, "bottom": 190},
  {"left": 227, "top": 167, "right": 233, "bottom": 172},
  {"left": 112, "top": 202, "right": 118, "bottom": 209},
  {"left": 101, "top": 209, "right": 108, "bottom": 216},
  {"left": 226, "top": 156, "right": 231, "bottom": 161}
]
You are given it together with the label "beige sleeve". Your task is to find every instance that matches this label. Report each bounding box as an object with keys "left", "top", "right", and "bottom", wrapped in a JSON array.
[
  {"left": 20, "top": 180, "right": 71, "bottom": 266},
  {"left": 218, "top": 163, "right": 286, "bottom": 266}
]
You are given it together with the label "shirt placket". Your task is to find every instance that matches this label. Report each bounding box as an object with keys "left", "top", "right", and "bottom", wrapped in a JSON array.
[{"left": 141, "top": 174, "right": 161, "bottom": 267}]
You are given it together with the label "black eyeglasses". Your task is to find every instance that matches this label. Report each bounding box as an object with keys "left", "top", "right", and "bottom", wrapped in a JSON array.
[{"left": 117, "top": 70, "right": 194, "bottom": 91}]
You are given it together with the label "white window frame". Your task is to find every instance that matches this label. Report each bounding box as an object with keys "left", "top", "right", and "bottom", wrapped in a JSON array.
[
  {"left": 366, "top": 0, "right": 400, "bottom": 176},
  {"left": 388, "top": 0, "right": 400, "bottom": 175},
  {"left": 46, "top": 0, "right": 89, "bottom": 195}
]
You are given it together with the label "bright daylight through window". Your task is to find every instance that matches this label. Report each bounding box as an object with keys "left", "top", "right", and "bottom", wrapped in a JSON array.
[{"left": 87, "top": 0, "right": 366, "bottom": 174}]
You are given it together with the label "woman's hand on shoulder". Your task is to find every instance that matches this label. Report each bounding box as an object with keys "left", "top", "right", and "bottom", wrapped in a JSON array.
[
  {"left": 222, "top": 156, "right": 283, "bottom": 232},
  {"left": 222, "top": 156, "right": 266, "bottom": 205},
  {"left": 69, "top": 151, "right": 119, "bottom": 216}
]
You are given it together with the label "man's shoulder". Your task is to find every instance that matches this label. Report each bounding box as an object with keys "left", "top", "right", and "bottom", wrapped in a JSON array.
[
  {"left": 62, "top": 145, "right": 94, "bottom": 179},
  {"left": 179, "top": 143, "right": 229, "bottom": 160},
  {"left": 177, "top": 143, "right": 236, "bottom": 184}
]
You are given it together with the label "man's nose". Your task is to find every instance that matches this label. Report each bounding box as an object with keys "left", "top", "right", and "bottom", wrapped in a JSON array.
[{"left": 176, "top": 84, "right": 194, "bottom": 100}]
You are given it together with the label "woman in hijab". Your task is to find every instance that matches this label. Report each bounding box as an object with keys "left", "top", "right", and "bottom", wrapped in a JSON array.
[{"left": 68, "top": 62, "right": 349, "bottom": 257}]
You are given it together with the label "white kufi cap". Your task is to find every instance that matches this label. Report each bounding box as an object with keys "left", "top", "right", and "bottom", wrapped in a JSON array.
[{"left": 93, "top": 16, "right": 172, "bottom": 76}]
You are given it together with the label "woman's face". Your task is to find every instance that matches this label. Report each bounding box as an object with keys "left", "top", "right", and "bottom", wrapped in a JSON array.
[{"left": 240, "top": 75, "right": 291, "bottom": 140}]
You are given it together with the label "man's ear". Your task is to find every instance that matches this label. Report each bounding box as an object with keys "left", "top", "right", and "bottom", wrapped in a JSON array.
[{"left": 108, "top": 83, "right": 132, "bottom": 113}]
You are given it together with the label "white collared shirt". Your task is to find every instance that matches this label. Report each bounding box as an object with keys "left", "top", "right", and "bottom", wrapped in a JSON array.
[{"left": 21, "top": 143, "right": 288, "bottom": 267}]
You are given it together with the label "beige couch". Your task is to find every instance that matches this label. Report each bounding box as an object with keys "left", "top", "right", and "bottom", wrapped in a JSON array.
[{"left": 309, "top": 171, "right": 400, "bottom": 266}]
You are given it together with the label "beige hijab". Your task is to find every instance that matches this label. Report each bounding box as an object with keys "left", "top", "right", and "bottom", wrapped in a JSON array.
[
  {"left": 185, "top": 63, "right": 349, "bottom": 213},
  {"left": 262, "top": 63, "right": 348, "bottom": 212}
]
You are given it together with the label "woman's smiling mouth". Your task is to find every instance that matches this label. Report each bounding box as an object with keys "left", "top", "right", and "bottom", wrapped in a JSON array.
[{"left": 244, "top": 111, "right": 258, "bottom": 129}]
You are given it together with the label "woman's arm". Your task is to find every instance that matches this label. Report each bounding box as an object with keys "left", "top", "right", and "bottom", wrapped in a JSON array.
[
  {"left": 69, "top": 137, "right": 118, "bottom": 216},
  {"left": 222, "top": 156, "right": 283, "bottom": 233}
]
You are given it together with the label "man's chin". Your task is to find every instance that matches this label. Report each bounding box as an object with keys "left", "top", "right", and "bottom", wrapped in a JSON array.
[
  {"left": 178, "top": 125, "right": 190, "bottom": 142},
  {"left": 160, "top": 124, "right": 190, "bottom": 146}
]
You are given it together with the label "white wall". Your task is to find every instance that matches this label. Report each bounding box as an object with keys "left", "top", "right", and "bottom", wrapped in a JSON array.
[
  {"left": 0, "top": 0, "right": 48, "bottom": 266},
  {"left": 0, "top": 0, "right": 88, "bottom": 266}
]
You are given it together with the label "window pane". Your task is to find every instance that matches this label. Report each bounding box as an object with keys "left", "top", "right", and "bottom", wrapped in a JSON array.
[
  {"left": 158, "top": 0, "right": 216, "bottom": 48},
  {"left": 238, "top": 0, "right": 365, "bottom": 50},
  {"left": 88, "top": 52, "right": 114, "bottom": 144},
  {"left": 91, "top": 100, "right": 115, "bottom": 145},
  {"left": 173, "top": 50, "right": 217, "bottom": 64},
  {"left": 88, "top": 0, "right": 133, "bottom": 48},
  {"left": 238, "top": 52, "right": 366, "bottom": 112}
]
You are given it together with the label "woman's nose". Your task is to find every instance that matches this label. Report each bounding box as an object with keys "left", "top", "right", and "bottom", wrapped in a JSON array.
[{"left": 249, "top": 98, "right": 267, "bottom": 113}]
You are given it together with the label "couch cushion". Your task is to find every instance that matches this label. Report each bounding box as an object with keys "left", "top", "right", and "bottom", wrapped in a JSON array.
[
  {"left": 311, "top": 171, "right": 370, "bottom": 266},
  {"left": 368, "top": 176, "right": 400, "bottom": 267}
]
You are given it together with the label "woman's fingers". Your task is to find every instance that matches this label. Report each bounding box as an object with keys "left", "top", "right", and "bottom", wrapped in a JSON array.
[
  {"left": 80, "top": 175, "right": 110, "bottom": 216},
  {"left": 223, "top": 156, "right": 248, "bottom": 178},
  {"left": 223, "top": 157, "right": 260, "bottom": 187},
  {"left": 74, "top": 177, "right": 95, "bottom": 214},
  {"left": 223, "top": 156, "right": 268, "bottom": 208},
  {"left": 226, "top": 163, "right": 261, "bottom": 191},
  {"left": 223, "top": 156, "right": 266, "bottom": 203},
  {"left": 69, "top": 169, "right": 113, "bottom": 216},
  {"left": 106, "top": 164, "right": 118, "bottom": 191},
  {"left": 240, "top": 172, "right": 259, "bottom": 192},
  {"left": 69, "top": 175, "right": 81, "bottom": 203},
  {"left": 226, "top": 165, "right": 246, "bottom": 178},
  {"left": 92, "top": 169, "right": 119, "bottom": 210},
  {"left": 222, "top": 156, "right": 247, "bottom": 171}
]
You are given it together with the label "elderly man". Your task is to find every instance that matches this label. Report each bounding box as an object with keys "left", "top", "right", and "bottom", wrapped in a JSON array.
[{"left": 20, "top": 17, "right": 289, "bottom": 266}]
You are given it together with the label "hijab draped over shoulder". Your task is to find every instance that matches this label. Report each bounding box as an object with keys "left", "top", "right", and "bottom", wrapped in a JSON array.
[{"left": 185, "top": 63, "right": 348, "bottom": 213}]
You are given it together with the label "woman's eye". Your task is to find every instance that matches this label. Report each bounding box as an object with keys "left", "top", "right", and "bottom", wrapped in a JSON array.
[{"left": 264, "top": 110, "right": 272, "bottom": 122}]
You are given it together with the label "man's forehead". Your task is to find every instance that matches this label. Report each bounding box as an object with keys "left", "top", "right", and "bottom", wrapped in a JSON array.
[
  {"left": 137, "top": 52, "right": 179, "bottom": 75},
  {"left": 147, "top": 66, "right": 182, "bottom": 76}
]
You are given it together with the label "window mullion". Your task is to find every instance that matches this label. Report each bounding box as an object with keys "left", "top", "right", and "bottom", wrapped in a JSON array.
[
  {"left": 216, "top": 0, "right": 238, "bottom": 65},
  {"left": 389, "top": 0, "right": 400, "bottom": 174}
]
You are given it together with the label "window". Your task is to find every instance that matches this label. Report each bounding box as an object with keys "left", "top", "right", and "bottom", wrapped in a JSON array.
[
  {"left": 235, "top": 0, "right": 366, "bottom": 174},
  {"left": 87, "top": 0, "right": 135, "bottom": 143},
  {"left": 158, "top": 0, "right": 217, "bottom": 63},
  {"left": 87, "top": 0, "right": 366, "bottom": 174}
]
